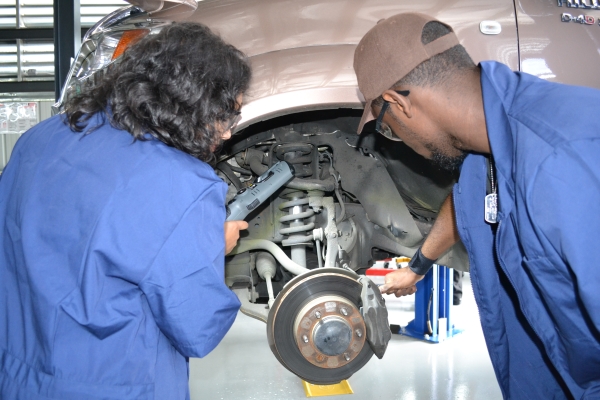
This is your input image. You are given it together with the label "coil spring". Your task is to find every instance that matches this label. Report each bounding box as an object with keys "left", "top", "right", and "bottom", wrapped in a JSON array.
[
  {"left": 279, "top": 195, "right": 314, "bottom": 246},
  {"left": 275, "top": 143, "right": 314, "bottom": 178}
]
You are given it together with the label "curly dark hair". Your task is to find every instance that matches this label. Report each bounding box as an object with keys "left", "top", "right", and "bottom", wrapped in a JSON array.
[{"left": 64, "top": 22, "right": 252, "bottom": 164}]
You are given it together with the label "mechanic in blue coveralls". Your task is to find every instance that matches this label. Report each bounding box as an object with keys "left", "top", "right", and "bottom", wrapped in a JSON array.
[
  {"left": 354, "top": 12, "right": 600, "bottom": 399},
  {"left": 0, "top": 23, "right": 250, "bottom": 399}
]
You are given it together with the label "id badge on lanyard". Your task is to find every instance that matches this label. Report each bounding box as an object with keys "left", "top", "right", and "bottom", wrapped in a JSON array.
[{"left": 485, "top": 156, "right": 498, "bottom": 224}]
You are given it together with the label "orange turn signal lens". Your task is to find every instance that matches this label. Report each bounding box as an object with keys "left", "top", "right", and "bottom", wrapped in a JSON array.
[{"left": 111, "top": 29, "right": 150, "bottom": 60}]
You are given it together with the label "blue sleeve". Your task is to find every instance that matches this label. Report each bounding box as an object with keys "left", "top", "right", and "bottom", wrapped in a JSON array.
[
  {"left": 139, "top": 183, "right": 241, "bottom": 358},
  {"left": 529, "top": 138, "right": 600, "bottom": 331}
]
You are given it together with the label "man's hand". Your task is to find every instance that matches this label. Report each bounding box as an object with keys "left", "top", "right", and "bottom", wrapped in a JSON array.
[
  {"left": 224, "top": 220, "right": 248, "bottom": 255},
  {"left": 378, "top": 193, "right": 459, "bottom": 297},
  {"left": 379, "top": 267, "right": 424, "bottom": 297}
]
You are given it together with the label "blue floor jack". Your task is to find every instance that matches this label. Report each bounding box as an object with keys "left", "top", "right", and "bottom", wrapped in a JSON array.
[{"left": 390, "top": 265, "right": 463, "bottom": 343}]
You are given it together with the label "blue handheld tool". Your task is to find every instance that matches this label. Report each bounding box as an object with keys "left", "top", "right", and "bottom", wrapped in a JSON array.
[{"left": 226, "top": 160, "right": 295, "bottom": 221}]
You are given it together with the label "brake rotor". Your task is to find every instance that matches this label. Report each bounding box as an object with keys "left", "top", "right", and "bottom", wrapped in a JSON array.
[{"left": 267, "top": 268, "right": 374, "bottom": 385}]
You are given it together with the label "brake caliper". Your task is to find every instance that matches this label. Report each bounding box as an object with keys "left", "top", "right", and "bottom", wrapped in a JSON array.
[{"left": 358, "top": 276, "right": 392, "bottom": 359}]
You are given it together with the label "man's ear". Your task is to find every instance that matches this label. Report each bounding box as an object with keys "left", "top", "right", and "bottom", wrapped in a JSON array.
[{"left": 382, "top": 89, "right": 412, "bottom": 118}]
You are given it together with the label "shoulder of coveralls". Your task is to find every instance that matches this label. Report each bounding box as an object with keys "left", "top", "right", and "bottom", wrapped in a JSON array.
[
  {"left": 14, "top": 110, "right": 227, "bottom": 205},
  {"left": 6, "top": 114, "right": 65, "bottom": 158},
  {"left": 75, "top": 112, "right": 229, "bottom": 284},
  {"left": 88, "top": 110, "right": 228, "bottom": 196},
  {"left": 480, "top": 60, "right": 600, "bottom": 148},
  {"left": 81, "top": 110, "right": 230, "bottom": 227}
]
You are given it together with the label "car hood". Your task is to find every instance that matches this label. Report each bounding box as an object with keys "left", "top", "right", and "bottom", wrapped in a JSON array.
[{"left": 124, "top": 0, "right": 197, "bottom": 15}]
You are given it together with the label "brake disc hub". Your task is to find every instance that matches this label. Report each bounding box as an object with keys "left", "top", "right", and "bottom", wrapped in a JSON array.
[
  {"left": 267, "top": 268, "right": 375, "bottom": 384},
  {"left": 293, "top": 295, "right": 366, "bottom": 368}
]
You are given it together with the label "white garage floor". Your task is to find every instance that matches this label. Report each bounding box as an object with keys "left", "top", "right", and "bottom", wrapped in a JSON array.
[{"left": 189, "top": 273, "right": 503, "bottom": 400}]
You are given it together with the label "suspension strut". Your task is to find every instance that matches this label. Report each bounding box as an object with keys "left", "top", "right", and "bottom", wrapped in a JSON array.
[
  {"left": 279, "top": 193, "right": 314, "bottom": 268},
  {"left": 273, "top": 143, "right": 318, "bottom": 268}
]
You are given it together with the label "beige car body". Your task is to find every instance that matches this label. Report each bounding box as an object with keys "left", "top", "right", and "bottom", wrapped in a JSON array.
[{"left": 142, "top": 0, "right": 600, "bottom": 130}]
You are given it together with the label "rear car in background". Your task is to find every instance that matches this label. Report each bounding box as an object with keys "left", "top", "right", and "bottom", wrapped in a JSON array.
[{"left": 54, "top": 0, "right": 600, "bottom": 384}]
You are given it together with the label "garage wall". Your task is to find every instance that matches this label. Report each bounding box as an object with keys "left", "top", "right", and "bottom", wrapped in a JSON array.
[
  {"left": 0, "top": 93, "right": 53, "bottom": 172},
  {"left": 0, "top": 1, "right": 126, "bottom": 172}
]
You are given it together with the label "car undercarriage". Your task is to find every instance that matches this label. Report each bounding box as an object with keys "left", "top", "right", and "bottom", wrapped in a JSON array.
[{"left": 215, "top": 110, "right": 466, "bottom": 383}]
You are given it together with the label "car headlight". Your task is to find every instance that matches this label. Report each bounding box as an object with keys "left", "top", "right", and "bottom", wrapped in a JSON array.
[
  {"left": 76, "top": 29, "right": 150, "bottom": 80},
  {"left": 53, "top": 6, "right": 158, "bottom": 114}
]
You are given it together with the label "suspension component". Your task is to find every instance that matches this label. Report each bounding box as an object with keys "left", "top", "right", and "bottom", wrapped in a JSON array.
[
  {"left": 279, "top": 193, "right": 315, "bottom": 267},
  {"left": 256, "top": 252, "right": 277, "bottom": 308},
  {"left": 275, "top": 143, "right": 315, "bottom": 178}
]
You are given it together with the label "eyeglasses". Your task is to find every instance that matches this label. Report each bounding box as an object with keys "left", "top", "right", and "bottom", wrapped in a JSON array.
[
  {"left": 375, "top": 90, "right": 410, "bottom": 142},
  {"left": 225, "top": 111, "right": 242, "bottom": 134}
]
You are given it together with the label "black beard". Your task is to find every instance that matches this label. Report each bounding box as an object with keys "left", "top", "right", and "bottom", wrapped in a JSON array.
[
  {"left": 387, "top": 111, "right": 467, "bottom": 173},
  {"left": 430, "top": 149, "right": 467, "bottom": 173}
]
